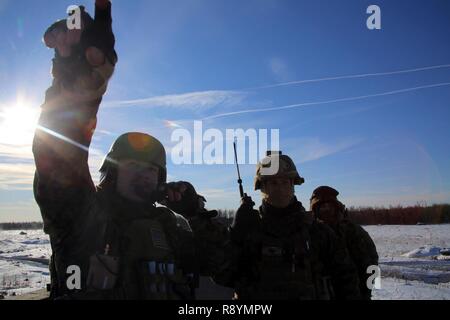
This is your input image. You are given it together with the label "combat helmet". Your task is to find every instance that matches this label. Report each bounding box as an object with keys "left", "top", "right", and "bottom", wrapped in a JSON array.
[
  {"left": 100, "top": 132, "right": 167, "bottom": 184},
  {"left": 254, "top": 151, "right": 305, "bottom": 190}
]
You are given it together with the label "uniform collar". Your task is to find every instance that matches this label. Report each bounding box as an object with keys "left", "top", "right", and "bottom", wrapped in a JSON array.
[{"left": 260, "top": 197, "right": 305, "bottom": 218}]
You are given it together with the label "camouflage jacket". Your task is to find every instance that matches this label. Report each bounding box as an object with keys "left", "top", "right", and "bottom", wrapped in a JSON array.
[
  {"left": 332, "top": 220, "right": 379, "bottom": 300},
  {"left": 215, "top": 200, "right": 361, "bottom": 300}
]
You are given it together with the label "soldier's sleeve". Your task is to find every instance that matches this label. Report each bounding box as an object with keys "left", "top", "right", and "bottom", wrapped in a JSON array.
[
  {"left": 92, "top": 0, "right": 117, "bottom": 64},
  {"left": 349, "top": 224, "right": 379, "bottom": 299},
  {"left": 354, "top": 225, "right": 379, "bottom": 267},
  {"left": 34, "top": 59, "right": 104, "bottom": 236},
  {"left": 188, "top": 213, "right": 234, "bottom": 278},
  {"left": 212, "top": 205, "right": 261, "bottom": 288},
  {"left": 163, "top": 185, "right": 239, "bottom": 286},
  {"left": 319, "top": 224, "right": 362, "bottom": 300},
  {"left": 212, "top": 231, "right": 258, "bottom": 289},
  {"left": 34, "top": 2, "right": 117, "bottom": 236},
  {"left": 33, "top": 93, "right": 101, "bottom": 234}
]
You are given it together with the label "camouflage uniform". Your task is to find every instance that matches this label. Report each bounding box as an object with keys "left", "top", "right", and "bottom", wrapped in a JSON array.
[
  {"left": 33, "top": 4, "right": 227, "bottom": 300},
  {"left": 310, "top": 186, "right": 379, "bottom": 300},
  {"left": 214, "top": 152, "right": 361, "bottom": 300}
]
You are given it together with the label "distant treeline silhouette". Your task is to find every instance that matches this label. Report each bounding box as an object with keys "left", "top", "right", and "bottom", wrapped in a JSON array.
[
  {"left": 216, "top": 204, "right": 450, "bottom": 226},
  {"left": 1, "top": 204, "right": 449, "bottom": 230},
  {"left": 0, "top": 222, "right": 43, "bottom": 230},
  {"left": 346, "top": 204, "right": 450, "bottom": 225}
]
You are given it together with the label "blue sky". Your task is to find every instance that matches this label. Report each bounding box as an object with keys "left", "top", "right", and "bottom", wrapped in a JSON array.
[{"left": 1, "top": 0, "right": 450, "bottom": 222}]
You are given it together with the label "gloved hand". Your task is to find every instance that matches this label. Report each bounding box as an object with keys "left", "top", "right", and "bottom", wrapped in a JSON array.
[
  {"left": 96, "top": 0, "right": 110, "bottom": 10},
  {"left": 160, "top": 181, "right": 206, "bottom": 219},
  {"left": 240, "top": 194, "right": 255, "bottom": 210},
  {"left": 230, "top": 195, "right": 260, "bottom": 243},
  {"left": 44, "top": 1, "right": 109, "bottom": 61},
  {"left": 43, "top": 6, "right": 94, "bottom": 58},
  {"left": 43, "top": 1, "right": 115, "bottom": 92}
]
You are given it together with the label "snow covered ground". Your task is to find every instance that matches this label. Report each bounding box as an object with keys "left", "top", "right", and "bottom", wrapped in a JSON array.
[
  {"left": 364, "top": 224, "right": 450, "bottom": 300},
  {"left": 0, "top": 224, "right": 449, "bottom": 299},
  {"left": 0, "top": 230, "right": 51, "bottom": 298}
]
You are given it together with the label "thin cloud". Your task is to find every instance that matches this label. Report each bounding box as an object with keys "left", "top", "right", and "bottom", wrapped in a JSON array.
[
  {"left": 0, "top": 136, "right": 109, "bottom": 190},
  {"left": 0, "top": 143, "right": 33, "bottom": 161},
  {"left": 0, "top": 163, "right": 35, "bottom": 190},
  {"left": 103, "top": 64, "right": 450, "bottom": 121},
  {"left": 307, "top": 163, "right": 411, "bottom": 184},
  {"left": 202, "top": 82, "right": 450, "bottom": 120},
  {"left": 285, "top": 137, "right": 364, "bottom": 164},
  {"left": 249, "top": 63, "right": 450, "bottom": 90},
  {"left": 269, "top": 57, "right": 292, "bottom": 82},
  {"left": 197, "top": 188, "right": 233, "bottom": 199},
  {"left": 95, "top": 129, "right": 116, "bottom": 136},
  {"left": 103, "top": 90, "right": 247, "bottom": 110},
  {"left": 197, "top": 188, "right": 240, "bottom": 210}
]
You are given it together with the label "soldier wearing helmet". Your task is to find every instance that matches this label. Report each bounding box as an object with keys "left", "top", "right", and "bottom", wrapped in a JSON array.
[
  {"left": 310, "top": 186, "right": 379, "bottom": 300},
  {"left": 33, "top": 1, "right": 227, "bottom": 300},
  {"left": 254, "top": 151, "right": 305, "bottom": 208},
  {"left": 214, "top": 151, "right": 361, "bottom": 300}
]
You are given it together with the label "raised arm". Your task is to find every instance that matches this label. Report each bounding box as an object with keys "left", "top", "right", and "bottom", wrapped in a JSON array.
[{"left": 33, "top": 0, "right": 115, "bottom": 235}]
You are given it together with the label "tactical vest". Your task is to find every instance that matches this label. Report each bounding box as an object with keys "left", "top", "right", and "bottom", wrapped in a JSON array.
[
  {"left": 237, "top": 209, "right": 334, "bottom": 300},
  {"left": 84, "top": 206, "right": 197, "bottom": 300}
]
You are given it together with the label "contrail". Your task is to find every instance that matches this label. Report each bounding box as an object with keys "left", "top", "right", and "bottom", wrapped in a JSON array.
[
  {"left": 247, "top": 64, "right": 450, "bottom": 90},
  {"left": 101, "top": 63, "right": 450, "bottom": 112},
  {"left": 202, "top": 82, "right": 450, "bottom": 121}
]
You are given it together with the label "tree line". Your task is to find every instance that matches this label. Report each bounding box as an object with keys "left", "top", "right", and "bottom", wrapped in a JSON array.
[
  {"left": 216, "top": 203, "right": 450, "bottom": 226},
  {"left": 1, "top": 204, "right": 449, "bottom": 230}
]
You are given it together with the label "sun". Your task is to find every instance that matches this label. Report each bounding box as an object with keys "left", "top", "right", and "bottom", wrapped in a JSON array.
[{"left": 0, "top": 97, "right": 40, "bottom": 146}]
